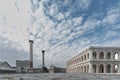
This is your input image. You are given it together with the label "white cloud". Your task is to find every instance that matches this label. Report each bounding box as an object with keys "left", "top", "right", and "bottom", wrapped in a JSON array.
[
  {"left": 103, "top": 7, "right": 120, "bottom": 25},
  {"left": 0, "top": 0, "right": 120, "bottom": 68}
]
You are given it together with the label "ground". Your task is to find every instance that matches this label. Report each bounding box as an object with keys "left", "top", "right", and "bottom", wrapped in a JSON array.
[{"left": 0, "top": 73, "right": 120, "bottom": 80}]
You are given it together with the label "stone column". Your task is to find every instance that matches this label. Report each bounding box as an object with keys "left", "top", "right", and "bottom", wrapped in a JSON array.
[
  {"left": 96, "top": 64, "right": 99, "bottom": 73},
  {"left": 104, "top": 52, "right": 106, "bottom": 59},
  {"left": 42, "top": 50, "right": 45, "bottom": 68},
  {"left": 29, "top": 40, "right": 34, "bottom": 68},
  {"left": 89, "top": 64, "right": 93, "bottom": 73},
  {"left": 111, "top": 52, "right": 114, "bottom": 60},
  {"left": 89, "top": 51, "right": 93, "bottom": 60},
  {"left": 118, "top": 64, "right": 120, "bottom": 73},
  {"left": 118, "top": 52, "right": 120, "bottom": 61},
  {"left": 111, "top": 64, "right": 114, "bottom": 73},
  {"left": 97, "top": 52, "right": 99, "bottom": 59},
  {"left": 104, "top": 64, "right": 106, "bottom": 73}
]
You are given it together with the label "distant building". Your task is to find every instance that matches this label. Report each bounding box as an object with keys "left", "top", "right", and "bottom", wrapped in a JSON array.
[
  {"left": 27, "top": 68, "right": 41, "bottom": 73},
  {"left": 16, "top": 60, "right": 31, "bottom": 73},
  {"left": 49, "top": 65, "right": 66, "bottom": 73},
  {"left": 67, "top": 46, "right": 120, "bottom": 73},
  {"left": 0, "top": 61, "right": 16, "bottom": 73}
]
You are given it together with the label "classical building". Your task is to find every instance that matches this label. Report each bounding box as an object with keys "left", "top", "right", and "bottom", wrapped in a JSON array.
[{"left": 66, "top": 46, "right": 120, "bottom": 73}]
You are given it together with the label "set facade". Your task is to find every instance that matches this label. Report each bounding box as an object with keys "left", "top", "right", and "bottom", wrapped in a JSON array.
[{"left": 66, "top": 46, "right": 120, "bottom": 73}]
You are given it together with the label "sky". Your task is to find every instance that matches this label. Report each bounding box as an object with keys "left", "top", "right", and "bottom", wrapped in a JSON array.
[{"left": 0, "top": 0, "right": 120, "bottom": 68}]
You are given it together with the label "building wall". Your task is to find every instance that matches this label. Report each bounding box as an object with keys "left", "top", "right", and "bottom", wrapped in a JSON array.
[
  {"left": 67, "top": 46, "right": 120, "bottom": 73},
  {"left": 49, "top": 66, "right": 66, "bottom": 73},
  {"left": 16, "top": 60, "right": 31, "bottom": 73}
]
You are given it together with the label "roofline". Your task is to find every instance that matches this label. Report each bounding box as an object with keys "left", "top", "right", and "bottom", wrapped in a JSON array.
[{"left": 67, "top": 46, "right": 120, "bottom": 62}]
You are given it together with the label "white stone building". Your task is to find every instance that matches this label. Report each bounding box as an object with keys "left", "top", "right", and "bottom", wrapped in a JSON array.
[{"left": 66, "top": 46, "right": 120, "bottom": 73}]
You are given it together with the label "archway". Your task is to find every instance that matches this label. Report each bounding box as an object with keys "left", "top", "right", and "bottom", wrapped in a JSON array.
[
  {"left": 87, "top": 53, "right": 89, "bottom": 59},
  {"left": 107, "top": 52, "right": 111, "bottom": 59},
  {"left": 93, "top": 52, "right": 97, "bottom": 59},
  {"left": 107, "top": 64, "right": 111, "bottom": 73},
  {"left": 81, "top": 66, "right": 83, "bottom": 73},
  {"left": 115, "top": 64, "right": 119, "bottom": 73},
  {"left": 100, "top": 52, "right": 104, "bottom": 59},
  {"left": 114, "top": 52, "right": 118, "bottom": 60},
  {"left": 84, "top": 55, "right": 86, "bottom": 60},
  {"left": 82, "top": 56, "right": 83, "bottom": 61},
  {"left": 93, "top": 64, "right": 97, "bottom": 73},
  {"left": 84, "top": 66, "right": 86, "bottom": 73},
  {"left": 99, "top": 64, "right": 104, "bottom": 73},
  {"left": 87, "top": 65, "right": 89, "bottom": 73}
]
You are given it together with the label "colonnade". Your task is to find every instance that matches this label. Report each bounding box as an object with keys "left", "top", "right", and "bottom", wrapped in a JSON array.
[{"left": 67, "top": 47, "right": 120, "bottom": 73}]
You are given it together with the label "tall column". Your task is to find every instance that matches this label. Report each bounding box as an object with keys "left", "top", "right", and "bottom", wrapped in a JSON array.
[
  {"left": 29, "top": 40, "right": 34, "bottom": 68},
  {"left": 96, "top": 64, "right": 99, "bottom": 73},
  {"left": 104, "top": 64, "right": 106, "bottom": 73},
  {"left": 89, "top": 51, "right": 93, "bottom": 60},
  {"left": 89, "top": 64, "right": 93, "bottom": 73},
  {"left": 97, "top": 53, "right": 99, "bottom": 59},
  {"left": 111, "top": 52, "right": 114, "bottom": 60},
  {"left": 111, "top": 64, "right": 114, "bottom": 73},
  {"left": 42, "top": 50, "right": 45, "bottom": 68},
  {"left": 104, "top": 52, "right": 106, "bottom": 59}
]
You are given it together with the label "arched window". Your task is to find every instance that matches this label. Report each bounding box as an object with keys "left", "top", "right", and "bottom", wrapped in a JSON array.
[
  {"left": 84, "top": 66, "right": 86, "bottom": 73},
  {"left": 79, "top": 58, "right": 81, "bottom": 62},
  {"left": 93, "top": 52, "right": 97, "bottom": 59},
  {"left": 107, "top": 64, "right": 111, "bottom": 73},
  {"left": 99, "top": 64, "right": 104, "bottom": 73},
  {"left": 81, "top": 66, "right": 83, "bottom": 73},
  {"left": 114, "top": 52, "right": 118, "bottom": 60},
  {"left": 87, "top": 53, "right": 89, "bottom": 59},
  {"left": 100, "top": 52, "right": 104, "bottom": 59},
  {"left": 84, "top": 55, "right": 86, "bottom": 60},
  {"left": 107, "top": 52, "right": 111, "bottom": 59},
  {"left": 115, "top": 64, "right": 119, "bottom": 73},
  {"left": 82, "top": 56, "right": 83, "bottom": 61},
  {"left": 93, "top": 64, "right": 97, "bottom": 73},
  {"left": 87, "top": 65, "right": 89, "bottom": 73}
]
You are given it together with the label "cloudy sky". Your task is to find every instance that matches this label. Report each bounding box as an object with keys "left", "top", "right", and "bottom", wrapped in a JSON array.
[{"left": 0, "top": 0, "right": 120, "bottom": 67}]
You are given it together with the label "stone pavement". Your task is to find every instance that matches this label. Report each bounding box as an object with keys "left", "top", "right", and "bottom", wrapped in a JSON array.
[{"left": 0, "top": 73, "right": 120, "bottom": 80}]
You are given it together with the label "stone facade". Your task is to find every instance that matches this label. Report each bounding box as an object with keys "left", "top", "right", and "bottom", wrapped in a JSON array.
[
  {"left": 66, "top": 46, "right": 120, "bottom": 73},
  {"left": 16, "top": 60, "right": 31, "bottom": 73}
]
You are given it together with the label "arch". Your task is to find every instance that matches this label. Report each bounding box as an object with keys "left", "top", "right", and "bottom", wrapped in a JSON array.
[
  {"left": 87, "top": 65, "right": 89, "bottom": 73},
  {"left": 107, "top": 52, "right": 111, "bottom": 59},
  {"left": 115, "top": 64, "right": 119, "bottom": 73},
  {"left": 93, "top": 64, "right": 97, "bottom": 73},
  {"left": 114, "top": 52, "right": 118, "bottom": 60},
  {"left": 93, "top": 52, "right": 97, "bottom": 59},
  {"left": 81, "top": 66, "right": 83, "bottom": 73},
  {"left": 84, "top": 55, "right": 86, "bottom": 60},
  {"left": 21, "top": 67, "right": 26, "bottom": 73},
  {"left": 84, "top": 66, "right": 86, "bottom": 73},
  {"left": 99, "top": 64, "right": 104, "bottom": 73},
  {"left": 87, "top": 53, "right": 89, "bottom": 59},
  {"left": 79, "top": 58, "right": 81, "bottom": 62},
  {"left": 107, "top": 64, "right": 111, "bottom": 73},
  {"left": 82, "top": 56, "right": 83, "bottom": 61},
  {"left": 100, "top": 52, "right": 104, "bottom": 59}
]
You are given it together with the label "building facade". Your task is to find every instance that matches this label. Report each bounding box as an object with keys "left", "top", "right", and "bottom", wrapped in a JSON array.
[
  {"left": 16, "top": 60, "right": 31, "bottom": 73},
  {"left": 66, "top": 46, "right": 120, "bottom": 73}
]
